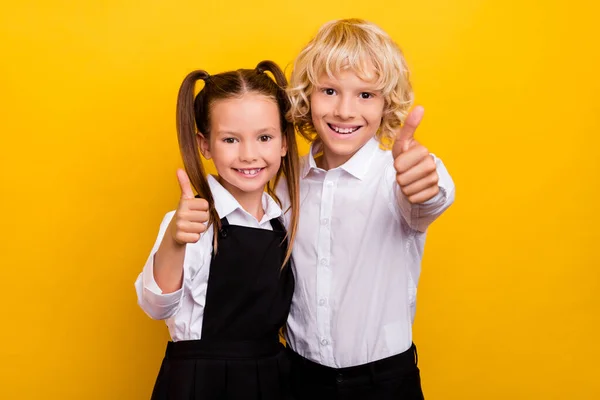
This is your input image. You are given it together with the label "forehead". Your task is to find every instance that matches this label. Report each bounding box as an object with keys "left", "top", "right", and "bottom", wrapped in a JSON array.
[
  {"left": 209, "top": 93, "right": 281, "bottom": 131},
  {"left": 316, "top": 68, "right": 380, "bottom": 90},
  {"left": 312, "top": 57, "right": 387, "bottom": 93}
]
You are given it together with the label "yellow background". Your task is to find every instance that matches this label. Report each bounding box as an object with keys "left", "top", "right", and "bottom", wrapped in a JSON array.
[{"left": 1, "top": 0, "right": 599, "bottom": 398}]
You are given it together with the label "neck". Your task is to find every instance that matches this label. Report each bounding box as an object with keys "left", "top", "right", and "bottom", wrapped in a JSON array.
[
  {"left": 217, "top": 177, "right": 265, "bottom": 221},
  {"left": 315, "top": 147, "right": 353, "bottom": 171}
]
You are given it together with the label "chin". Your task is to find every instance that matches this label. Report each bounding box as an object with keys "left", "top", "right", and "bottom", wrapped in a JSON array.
[
  {"left": 232, "top": 181, "right": 267, "bottom": 193},
  {"left": 324, "top": 138, "right": 364, "bottom": 156}
]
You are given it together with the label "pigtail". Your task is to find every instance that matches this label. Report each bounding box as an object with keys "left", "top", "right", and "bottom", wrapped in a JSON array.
[
  {"left": 277, "top": 131, "right": 300, "bottom": 269},
  {"left": 256, "top": 61, "right": 300, "bottom": 269},
  {"left": 256, "top": 61, "right": 286, "bottom": 88},
  {"left": 175, "top": 70, "right": 221, "bottom": 249}
]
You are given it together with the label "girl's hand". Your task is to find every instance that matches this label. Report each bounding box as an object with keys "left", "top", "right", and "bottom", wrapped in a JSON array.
[
  {"left": 392, "top": 106, "right": 439, "bottom": 204},
  {"left": 169, "top": 169, "right": 209, "bottom": 245}
]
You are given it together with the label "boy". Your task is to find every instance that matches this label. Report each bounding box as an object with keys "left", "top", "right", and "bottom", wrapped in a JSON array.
[{"left": 283, "top": 18, "right": 455, "bottom": 399}]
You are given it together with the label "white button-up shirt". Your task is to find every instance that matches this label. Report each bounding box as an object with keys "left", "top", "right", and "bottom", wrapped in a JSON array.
[
  {"left": 281, "top": 138, "right": 455, "bottom": 368},
  {"left": 135, "top": 175, "right": 283, "bottom": 342}
]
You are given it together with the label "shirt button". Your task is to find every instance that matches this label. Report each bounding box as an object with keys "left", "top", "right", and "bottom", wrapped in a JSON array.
[
  {"left": 321, "top": 218, "right": 328, "bottom": 225},
  {"left": 319, "top": 298, "right": 326, "bottom": 306},
  {"left": 321, "top": 338, "right": 328, "bottom": 346},
  {"left": 320, "top": 258, "right": 328, "bottom": 266},
  {"left": 326, "top": 181, "right": 334, "bottom": 187}
]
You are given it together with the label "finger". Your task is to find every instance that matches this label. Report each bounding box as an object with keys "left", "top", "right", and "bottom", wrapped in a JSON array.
[
  {"left": 177, "top": 220, "right": 207, "bottom": 234},
  {"left": 174, "top": 232, "right": 202, "bottom": 244},
  {"left": 394, "top": 105, "right": 424, "bottom": 152},
  {"left": 178, "top": 209, "right": 209, "bottom": 224},
  {"left": 175, "top": 218, "right": 207, "bottom": 234},
  {"left": 407, "top": 185, "right": 440, "bottom": 204},
  {"left": 176, "top": 169, "right": 194, "bottom": 200},
  {"left": 394, "top": 144, "right": 431, "bottom": 175},
  {"left": 396, "top": 154, "right": 437, "bottom": 187},
  {"left": 186, "top": 197, "right": 209, "bottom": 211},
  {"left": 398, "top": 170, "right": 439, "bottom": 197}
]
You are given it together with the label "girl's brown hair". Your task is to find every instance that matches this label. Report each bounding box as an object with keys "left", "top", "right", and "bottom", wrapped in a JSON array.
[{"left": 176, "top": 61, "right": 299, "bottom": 267}]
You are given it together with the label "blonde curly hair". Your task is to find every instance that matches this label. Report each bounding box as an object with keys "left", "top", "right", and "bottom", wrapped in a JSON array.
[{"left": 287, "top": 18, "right": 414, "bottom": 149}]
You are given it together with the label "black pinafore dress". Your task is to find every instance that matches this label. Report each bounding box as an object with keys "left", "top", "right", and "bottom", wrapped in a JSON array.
[{"left": 151, "top": 217, "right": 294, "bottom": 400}]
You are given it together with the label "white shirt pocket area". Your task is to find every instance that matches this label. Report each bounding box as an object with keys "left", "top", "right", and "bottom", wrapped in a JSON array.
[{"left": 383, "top": 320, "right": 413, "bottom": 356}]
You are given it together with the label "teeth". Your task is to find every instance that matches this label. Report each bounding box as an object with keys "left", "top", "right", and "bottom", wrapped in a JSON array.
[
  {"left": 237, "top": 168, "right": 262, "bottom": 176},
  {"left": 331, "top": 125, "right": 359, "bottom": 134}
]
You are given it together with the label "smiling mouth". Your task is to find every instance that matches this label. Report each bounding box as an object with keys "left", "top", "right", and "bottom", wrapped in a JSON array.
[
  {"left": 234, "top": 168, "right": 264, "bottom": 177},
  {"left": 327, "top": 123, "right": 362, "bottom": 134}
]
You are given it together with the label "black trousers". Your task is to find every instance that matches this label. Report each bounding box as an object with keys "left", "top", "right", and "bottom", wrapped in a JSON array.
[{"left": 288, "top": 343, "right": 424, "bottom": 400}]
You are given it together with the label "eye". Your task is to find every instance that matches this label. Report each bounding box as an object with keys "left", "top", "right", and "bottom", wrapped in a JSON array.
[
  {"left": 222, "top": 137, "right": 238, "bottom": 144},
  {"left": 360, "top": 92, "right": 374, "bottom": 99},
  {"left": 322, "top": 88, "right": 336, "bottom": 96},
  {"left": 259, "top": 135, "right": 273, "bottom": 142}
]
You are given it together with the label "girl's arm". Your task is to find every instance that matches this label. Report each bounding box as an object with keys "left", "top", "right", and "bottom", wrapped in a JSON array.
[
  {"left": 152, "top": 219, "right": 187, "bottom": 293},
  {"left": 135, "top": 211, "right": 184, "bottom": 320},
  {"left": 154, "top": 169, "right": 209, "bottom": 293},
  {"left": 134, "top": 170, "right": 210, "bottom": 320}
]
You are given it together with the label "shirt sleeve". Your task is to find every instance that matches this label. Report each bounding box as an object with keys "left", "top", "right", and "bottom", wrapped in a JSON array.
[
  {"left": 394, "top": 154, "right": 456, "bottom": 233},
  {"left": 134, "top": 211, "right": 187, "bottom": 320}
]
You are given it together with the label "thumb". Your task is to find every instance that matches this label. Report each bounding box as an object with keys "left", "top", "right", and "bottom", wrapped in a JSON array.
[
  {"left": 392, "top": 105, "right": 424, "bottom": 157},
  {"left": 176, "top": 169, "right": 194, "bottom": 200}
]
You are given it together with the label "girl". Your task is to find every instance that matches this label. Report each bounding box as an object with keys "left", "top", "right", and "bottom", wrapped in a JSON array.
[{"left": 135, "top": 60, "right": 300, "bottom": 400}]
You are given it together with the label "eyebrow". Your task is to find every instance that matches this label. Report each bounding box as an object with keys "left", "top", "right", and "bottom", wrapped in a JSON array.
[
  {"left": 215, "top": 128, "right": 279, "bottom": 136},
  {"left": 316, "top": 80, "right": 380, "bottom": 92}
]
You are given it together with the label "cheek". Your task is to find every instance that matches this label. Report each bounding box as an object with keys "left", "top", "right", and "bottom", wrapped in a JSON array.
[
  {"left": 310, "top": 96, "right": 327, "bottom": 118},
  {"left": 259, "top": 139, "right": 285, "bottom": 162},
  {"left": 310, "top": 103, "right": 319, "bottom": 120},
  {"left": 212, "top": 144, "right": 234, "bottom": 164},
  {"left": 367, "top": 104, "right": 385, "bottom": 125},
  {"left": 268, "top": 152, "right": 283, "bottom": 170}
]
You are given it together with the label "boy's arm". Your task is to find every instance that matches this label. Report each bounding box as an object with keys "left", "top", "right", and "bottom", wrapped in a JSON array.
[
  {"left": 395, "top": 154, "right": 455, "bottom": 232},
  {"left": 392, "top": 106, "right": 455, "bottom": 232}
]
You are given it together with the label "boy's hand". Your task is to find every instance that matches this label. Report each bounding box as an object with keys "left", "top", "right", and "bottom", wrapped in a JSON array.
[
  {"left": 169, "top": 169, "right": 209, "bottom": 245},
  {"left": 392, "top": 106, "right": 439, "bottom": 204}
]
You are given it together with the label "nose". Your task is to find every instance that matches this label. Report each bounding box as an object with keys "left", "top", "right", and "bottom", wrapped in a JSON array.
[
  {"left": 333, "top": 95, "right": 356, "bottom": 120},
  {"left": 239, "top": 140, "right": 258, "bottom": 162}
]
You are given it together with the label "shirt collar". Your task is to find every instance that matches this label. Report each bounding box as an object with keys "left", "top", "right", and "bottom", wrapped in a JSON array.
[
  {"left": 301, "top": 137, "right": 380, "bottom": 180},
  {"left": 207, "top": 175, "right": 282, "bottom": 222}
]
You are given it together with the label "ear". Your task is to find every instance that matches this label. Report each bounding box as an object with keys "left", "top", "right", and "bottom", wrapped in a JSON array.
[
  {"left": 280, "top": 133, "right": 288, "bottom": 157},
  {"left": 196, "top": 132, "right": 212, "bottom": 160}
]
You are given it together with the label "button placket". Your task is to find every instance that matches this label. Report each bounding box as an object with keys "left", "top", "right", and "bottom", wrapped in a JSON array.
[{"left": 315, "top": 169, "right": 340, "bottom": 365}]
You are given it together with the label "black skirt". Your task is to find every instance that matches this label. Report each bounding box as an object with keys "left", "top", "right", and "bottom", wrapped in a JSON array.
[{"left": 151, "top": 338, "right": 292, "bottom": 400}]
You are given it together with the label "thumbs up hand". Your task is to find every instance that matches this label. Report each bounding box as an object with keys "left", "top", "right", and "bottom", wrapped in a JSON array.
[
  {"left": 392, "top": 106, "right": 439, "bottom": 204},
  {"left": 169, "top": 169, "right": 209, "bottom": 245}
]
